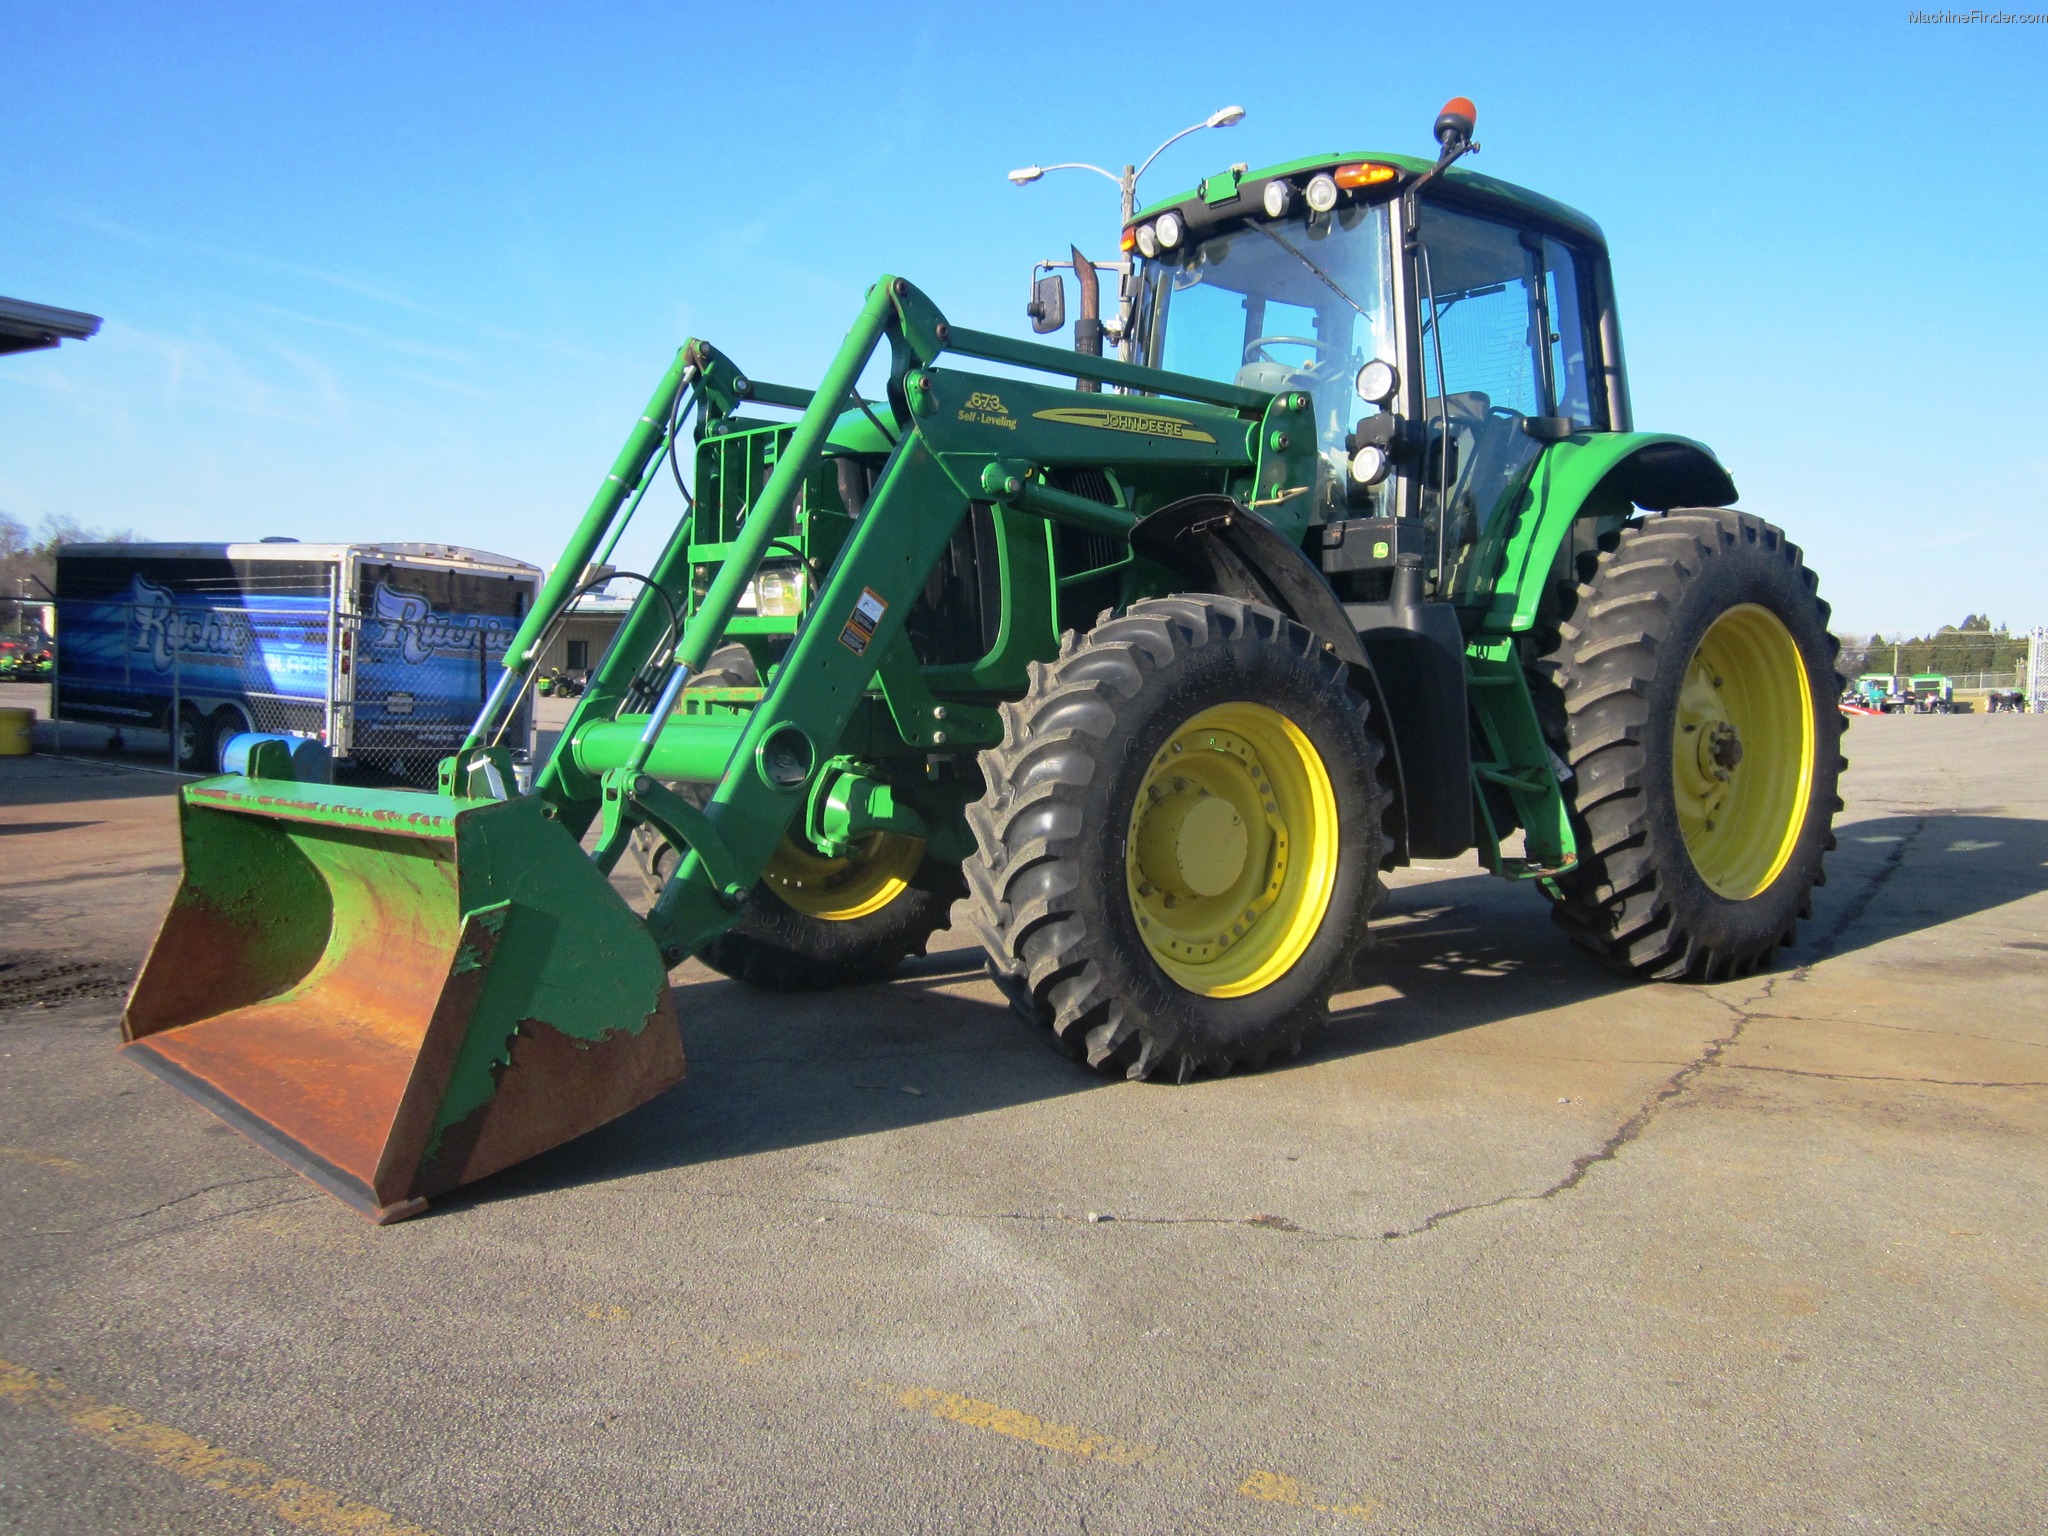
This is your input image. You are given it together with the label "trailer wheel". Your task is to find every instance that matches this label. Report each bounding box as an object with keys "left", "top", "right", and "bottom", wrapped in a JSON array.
[
  {"left": 631, "top": 643, "right": 964, "bottom": 989},
  {"left": 1543, "top": 509, "right": 1844, "bottom": 980},
  {"left": 964, "top": 595, "right": 1387, "bottom": 1082},
  {"left": 173, "top": 706, "right": 217, "bottom": 773}
]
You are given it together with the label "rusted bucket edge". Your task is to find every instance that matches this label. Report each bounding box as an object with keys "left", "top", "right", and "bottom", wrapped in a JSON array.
[
  {"left": 183, "top": 782, "right": 479, "bottom": 841},
  {"left": 120, "top": 1043, "right": 429, "bottom": 1224}
]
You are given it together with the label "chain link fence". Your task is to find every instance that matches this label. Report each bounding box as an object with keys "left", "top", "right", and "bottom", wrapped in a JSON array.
[
  {"left": 342, "top": 606, "right": 529, "bottom": 787},
  {"left": 1942, "top": 670, "right": 2027, "bottom": 692}
]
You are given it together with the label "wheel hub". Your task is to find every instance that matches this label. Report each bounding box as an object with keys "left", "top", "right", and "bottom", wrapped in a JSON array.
[
  {"left": 1699, "top": 719, "right": 1743, "bottom": 780},
  {"left": 1135, "top": 786, "right": 1248, "bottom": 899},
  {"left": 1670, "top": 604, "right": 1815, "bottom": 899},
  {"left": 763, "top": 831, "right": 925, "bottom": 921},
  {"left": 1124, "top": 704, "right": 1339, "bottom": 998}
]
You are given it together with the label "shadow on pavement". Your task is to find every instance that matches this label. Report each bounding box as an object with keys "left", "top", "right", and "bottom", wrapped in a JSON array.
[
  {"left": 1320, "top": 812, "right": 2048, "bottom": 1058},
  {"left": 459, "top": 812, "right": 2048, "bottom": 1212},
  {"left": 1816, "top": 813, "right": 2048, "bottom": 952},
  {"left": 470, "top": 813, "right": 2048, "bottom": 1213},
  {"left": 450, "top": 944, "right": 1090, "bottom": 1211}
]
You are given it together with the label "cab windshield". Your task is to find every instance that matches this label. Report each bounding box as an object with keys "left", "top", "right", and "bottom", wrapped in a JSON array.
[{"left": 1140, "top": 200, "right": 1396, "bottom": 463}]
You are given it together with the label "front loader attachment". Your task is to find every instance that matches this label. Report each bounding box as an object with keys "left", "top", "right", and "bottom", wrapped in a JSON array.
[{"left": 123, "top": 779, "right": 683, "bottom": 1222}]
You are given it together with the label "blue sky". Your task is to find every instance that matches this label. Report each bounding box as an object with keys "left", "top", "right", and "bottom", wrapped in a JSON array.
[{"left": 3, "top": 0, "right": 2043, "bottom": 636}]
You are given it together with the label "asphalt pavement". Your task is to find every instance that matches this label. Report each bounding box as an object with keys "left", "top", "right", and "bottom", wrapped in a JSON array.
[{"left": 2, "top": 703, "right": 2044, "bottom": 1534}]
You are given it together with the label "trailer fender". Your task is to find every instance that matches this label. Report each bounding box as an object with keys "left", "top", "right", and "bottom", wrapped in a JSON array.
[{"left": 1131, "top": 494, "right": 1413, "bottom": 863}]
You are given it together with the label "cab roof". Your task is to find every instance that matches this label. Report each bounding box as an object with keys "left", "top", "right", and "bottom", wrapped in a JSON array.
[{"left": 1136, "top": 150, "right": 1606, "bottom": 248}]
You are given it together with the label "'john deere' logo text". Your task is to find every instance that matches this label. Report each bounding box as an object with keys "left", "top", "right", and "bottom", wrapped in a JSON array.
[{"left": 1031, "top": 407, "right": 1217, "bottom": 444}]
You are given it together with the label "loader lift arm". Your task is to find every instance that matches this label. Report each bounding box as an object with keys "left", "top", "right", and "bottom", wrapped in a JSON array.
[{"left": 482, "top": 276, "right": 1302, "bottom": 968}]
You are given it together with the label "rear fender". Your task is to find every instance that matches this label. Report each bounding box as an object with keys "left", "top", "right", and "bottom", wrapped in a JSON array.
[{"left": 1480, "top": 432, "right": 1736, "bottom": 634}]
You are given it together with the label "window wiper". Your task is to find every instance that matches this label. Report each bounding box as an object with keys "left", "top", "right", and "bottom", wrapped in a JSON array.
[
  {"left": 1421, "top": 285, "right": 1507, "bottom": 339},
  {"left": 1247, "top": 223, "right": 1374, "bottom": 323}
]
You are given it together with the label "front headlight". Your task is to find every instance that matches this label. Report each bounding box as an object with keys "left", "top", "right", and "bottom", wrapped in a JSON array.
[
  {"left": 755, "top": 564, "right": 805, "bottom": 617},
  {"left": 1349, "top": 446, "right": 1390, "bottom": 486},
  {"left": 1304, "top": 173, "right": 1339, "bottom": 213},
  {"left": 1135, "top": 223, "right": 1159, "bottom": 259},
  {"left": 1153, "top": 210, "right": 1183, "bottom": 250}
]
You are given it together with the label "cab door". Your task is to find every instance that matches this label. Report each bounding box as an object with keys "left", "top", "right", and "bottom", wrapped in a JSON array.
[{"left": 1405, "top": 200, "right": 1602, "bottom": 606}]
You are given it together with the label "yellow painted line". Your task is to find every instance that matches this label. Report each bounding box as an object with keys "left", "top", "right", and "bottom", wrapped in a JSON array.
[
  {"left": 872, "top": 1382, "right": 1155, "bottom": 1466},
  {"left": 729, "top": 1344, "right": 801, "bottom": 1368},
  {"left": 0, "top": 1145, "right": 88, "bottom": 1173},
  {"left": 0, "top": 1356, "right": 440, "bottom": 1535},
  {"left": 869, "top": 1378, "right": 1384, "bottom": 1517},
  {"left": 1238, "top": 1468, "right": 1380, "bottom": 1522}
]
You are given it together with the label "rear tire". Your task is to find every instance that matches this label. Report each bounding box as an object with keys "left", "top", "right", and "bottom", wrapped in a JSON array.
[
  {"left": 964, "top": 595, "right": 1387, "bottom": 1081},
  {"left": 1543, "top": 509, "right": 1844, "bottom": 980},
  {"left": 632, "top": 642, "right": 964, "bottom": 990}
]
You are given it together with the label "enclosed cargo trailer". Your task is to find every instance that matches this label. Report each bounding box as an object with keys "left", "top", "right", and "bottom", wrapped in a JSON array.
[{"left": 54, "top": 541, "right": 540, "bottom": 780}]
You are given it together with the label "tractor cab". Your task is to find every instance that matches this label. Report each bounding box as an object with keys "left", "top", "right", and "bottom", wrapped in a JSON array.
[{"left": 1121, "top": 117, "right": 1633, "bottom": 610}]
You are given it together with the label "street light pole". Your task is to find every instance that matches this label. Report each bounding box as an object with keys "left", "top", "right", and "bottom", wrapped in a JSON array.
[{"left": 1008, "top": 107, "right": 1245, "bottom": 362}]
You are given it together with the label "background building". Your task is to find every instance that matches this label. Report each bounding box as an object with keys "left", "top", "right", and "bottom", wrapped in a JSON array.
[{"left": 534, "top": 588, "right": 634, "bottom": 679}]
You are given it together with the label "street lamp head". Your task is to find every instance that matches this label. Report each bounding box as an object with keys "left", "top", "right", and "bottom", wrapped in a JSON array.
[
  {"left": 1007, "top": 165, "right": 1046, "bottom": 185},
  {"left": 1207, "top": 105, "right": 1246, "bottom": 129}
]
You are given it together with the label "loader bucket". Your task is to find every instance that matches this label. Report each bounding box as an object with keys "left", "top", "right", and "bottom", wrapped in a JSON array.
[{"left": 122, "top": 780, "right": 684, "bottom": 1222}]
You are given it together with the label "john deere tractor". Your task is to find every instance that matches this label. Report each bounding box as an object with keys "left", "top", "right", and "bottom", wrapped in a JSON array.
[{"left": 121, "top": 99, "right": 1843, "bottom": 1220}]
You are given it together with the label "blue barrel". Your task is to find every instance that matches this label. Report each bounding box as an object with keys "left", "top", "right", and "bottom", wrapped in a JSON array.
[{"left": 219, "top": 732, "right": 334, "bottom": 784}]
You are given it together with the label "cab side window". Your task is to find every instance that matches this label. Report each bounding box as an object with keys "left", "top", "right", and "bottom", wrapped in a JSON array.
[
  {"left": 1416, "top": 206, "right": 1544, "bottom": 417},
  {"left": 1415, "top": 206, "right": 1602, "bottom": 425},
  {"left": 1541, "top": 238, "right": 1600, "bottom": 428}
]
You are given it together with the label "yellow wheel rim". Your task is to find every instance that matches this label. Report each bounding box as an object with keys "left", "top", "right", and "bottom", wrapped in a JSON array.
[
  {"left": 1672, "top": 603, "right": 1815, "bottom": 899},
  {"left": 1125, "top": 702, "right": 1340, "bottom": 998},
  {"left": 763, "top": 832, "right": 924, "bottom": 921}
]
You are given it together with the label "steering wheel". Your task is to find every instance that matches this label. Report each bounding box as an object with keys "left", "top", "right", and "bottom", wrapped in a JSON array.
[{"left": 1243, "top": 335, "right": 1332, "bottom": 366}]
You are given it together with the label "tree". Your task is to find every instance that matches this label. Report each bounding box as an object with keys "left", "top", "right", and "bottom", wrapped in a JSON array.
[{"left": 0, "top": 511, "right": 133, "bottom": 633}]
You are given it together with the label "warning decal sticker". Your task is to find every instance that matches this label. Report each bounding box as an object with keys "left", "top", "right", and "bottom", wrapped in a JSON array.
[{"left": 839, "top": 586, "right": 889, "bottom": 656}]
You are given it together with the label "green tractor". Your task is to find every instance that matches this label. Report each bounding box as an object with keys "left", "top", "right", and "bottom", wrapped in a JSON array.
[{"left": 121, "top": 99, "right": 1844, "bottom": 1220}]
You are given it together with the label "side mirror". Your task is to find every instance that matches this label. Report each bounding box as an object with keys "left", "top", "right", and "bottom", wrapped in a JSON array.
[{"left": 1027, "top": 271, "right": 1066, "bottom": 335}]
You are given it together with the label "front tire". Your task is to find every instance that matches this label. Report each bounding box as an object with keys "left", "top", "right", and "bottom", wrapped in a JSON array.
[
  {"left": 631, "top": 642, "right": 964, "bottom": 990},
  {"left": 1545, "top": 509, "right": 1844, "bottom": 980},
  {"left": 964, "top": 595, "right": 1388, "bottom": 1081}
]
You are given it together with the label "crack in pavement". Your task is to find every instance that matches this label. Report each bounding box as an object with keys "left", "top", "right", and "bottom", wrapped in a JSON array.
[
  {"left": 500, "top": 814, "right": 1964, "bottom": 1252},
  {"left": 665, "top": 1186, "right": 1372, "bottom": 1243},
  {"left": 1378, "top": 990, "right": 1761, "bottom": 1241},
  {"left": 60, "top": 1172, "right": 298, "bottom": 1230},
  {"left": 1735, "top": 1014, "right": 2048, "bottom": 1051},
  {"left": 1380, "top": 816, "right": 1932, "bottom": 1242},
  {"left": 1723, "top": 1063, "right": 2048, "bottom": 1089},
  {"left": 73, "top": 1191, "right": 323, "bottom": 1261},
  {"left": 640, "top": 819, "right": 1958, "bottom": 1251}
]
